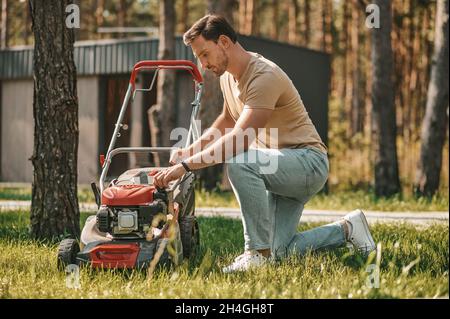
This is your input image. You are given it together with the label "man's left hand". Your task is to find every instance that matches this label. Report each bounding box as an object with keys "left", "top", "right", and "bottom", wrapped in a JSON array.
[{"left": 153, "top": 164, "right": 186, "bottom": 189}]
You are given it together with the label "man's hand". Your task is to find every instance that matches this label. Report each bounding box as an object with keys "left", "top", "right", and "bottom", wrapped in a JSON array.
[
  {"left": 169, "top": 148, "right": 190, "bottom": 165},
  {"left": 153, "top": 164, "right": 187, "bottom": 189}
]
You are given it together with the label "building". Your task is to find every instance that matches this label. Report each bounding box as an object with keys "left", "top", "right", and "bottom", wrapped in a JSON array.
[{"left": 0, "top": 35, "right": 330, "bottom": 183}]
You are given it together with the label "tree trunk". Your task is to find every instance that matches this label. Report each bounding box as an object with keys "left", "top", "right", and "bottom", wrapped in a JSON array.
[
  {"left": 350, "top": 0, "right": 364, "bottom": 136},
  {"left": 29, "top": 0, "right": 80, "bottom": 240},
  {"left": 238, "top": 0, "right": 246, "bottom": 34},
  {"left": 209, "top": 0, "right": 236, "bottom": 26},
  {"left": 180, "top": 0, "right": 189, "bottom": 32},
  {"left": 415, "top": 0, "right": 449, "bottom": 197},
  {"left": 117, "top": 0, "right": 128, "bottom": 38},
  {"left": 344, "top": 0, "right": 353, "bottom": 130},
  {"left": 198, "top": 0, "right": 236, "bottom": 190},
  {"left": 1, "top": 0, "right": 8, "bottom": 48},
  {"left": 301, "top": 0, "right": 310, "bottom": 46},
  {"left": 23, "top": 0, "right": 31, "bottom": 45},
  {"left": 322, "top": 0, "right": 333, "bottom": 53},
  {"left": 96, "top": 0, "right": 105, "bottom": 39},
  {"left": 244, "top": 0, "right": 254, "bottom": 35},
  {"left": 288, "top": 0, "right": 299, "bottom": 44},
  {"left": 371, "top": 0, "right": 401, "bottom": 197},
  {"left": 148, "top": 0, "right": 176, "bottom": 167},
  {"left": 271, "top": 0, "right": 279, "bottom": 40}
]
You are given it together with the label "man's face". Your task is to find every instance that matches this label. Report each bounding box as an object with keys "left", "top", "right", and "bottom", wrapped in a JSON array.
[{"left": 190, "top": 35, "right": 229, "bottom": 77}]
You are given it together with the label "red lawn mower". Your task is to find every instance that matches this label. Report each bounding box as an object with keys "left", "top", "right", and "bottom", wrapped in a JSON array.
[{"left": 57, "top": 60, "right": 203, "bottom": 270}]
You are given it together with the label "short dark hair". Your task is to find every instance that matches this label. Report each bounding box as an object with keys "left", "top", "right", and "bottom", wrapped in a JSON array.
[{"left": 183, "top": 14, "right": 237, "bottom": 46}]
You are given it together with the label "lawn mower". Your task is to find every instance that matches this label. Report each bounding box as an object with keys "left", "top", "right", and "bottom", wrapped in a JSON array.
[{"left": 57, "top": 60, "right": 203, "bottom": 271}]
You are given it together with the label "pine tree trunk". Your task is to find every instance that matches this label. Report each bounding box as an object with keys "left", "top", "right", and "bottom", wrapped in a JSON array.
[
  {"left": 301, "top": 0, "right": 310, "bottom": 46},
  {"left": 288, "top": 0, "right": 299, "bottom": 44},
  {"left": 180, "top": 0, "right": 189, "bottom": 32},
  {"left": 23, "top": 0, "right": 31, "bottom": 45},
  {"left": 371, "top": 0, "right": 401, "bottom": 197},
  {"left": 198, "top": 0, "right": 236, "bottom": 190},
  {"left": 1, "top": 0, "right": 8, "bottom": 48},
  {"left": 415, "top": 0, "right": 449, "bottom": 197},
  {"left": 116, "top": 0, "right": 127, "bottom": 38},
  {"left": 148, "top": 0, "right": 176, "bottom": 167},
  {"left": 350, "top": 0, "right": 364, "bottom": 135},
  {"left": 29, "top": 0, "right": 80, "bottom": 240},
  {"left": 238, "top": 0, "right": 246, "bottom": 34},
  {"left": 244, "top": 0, "right": 254, "bottom": 35},
  {"left": 209, "top": 0, "right": 236, "bottom": 26},
  {"left": 271, "top": 0, "right": 279, "bottom": 40},
  {"left": 96, "top": 0, "right": 105, "bottom": 39},
  {"left": 322, "top": 0, "right": 333, "bottom": 53}
]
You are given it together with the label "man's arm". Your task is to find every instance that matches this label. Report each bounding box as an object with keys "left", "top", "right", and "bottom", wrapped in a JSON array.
[
  {"left": 184, "top": 101, "right": 235, "bottom": 155},
  {"left": 183, "top": 106, "right": 273, "bottom": 170}
]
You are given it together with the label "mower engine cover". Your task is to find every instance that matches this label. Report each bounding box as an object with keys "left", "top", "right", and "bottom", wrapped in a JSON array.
[{"left": 101, "top": 184, "right": 155, "bottom": 206}]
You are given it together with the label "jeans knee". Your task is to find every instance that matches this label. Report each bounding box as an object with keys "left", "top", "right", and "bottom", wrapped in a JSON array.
[{"left": 226, "top": 160, "right": 253, "bottom": 183}]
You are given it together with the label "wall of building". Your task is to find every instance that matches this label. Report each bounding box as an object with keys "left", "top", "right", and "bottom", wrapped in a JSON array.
[
  {"left": 1, "top": 76, "right": 100, "bottom": 184},
  {"left": 1, "top": 79, "right": 34, "bottom": 182},
  {"left": 77, "top": 76, "right": 99, "bottom": 183}
]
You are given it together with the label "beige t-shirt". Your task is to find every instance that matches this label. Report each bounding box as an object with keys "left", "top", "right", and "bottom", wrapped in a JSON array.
[{"left": 219, "top": 52, "right": 327, "bottom": 153}]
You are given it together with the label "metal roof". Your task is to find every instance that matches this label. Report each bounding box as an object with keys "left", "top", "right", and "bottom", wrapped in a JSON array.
[
  {"left": 0, "top": 36, "right": 195, "bottom": 79},
  {"left": 0, "top": 35, "right": 327, "bottom": 80}
]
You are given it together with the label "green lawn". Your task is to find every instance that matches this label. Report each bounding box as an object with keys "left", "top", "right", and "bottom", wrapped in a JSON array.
[
  {"left": 0, "top": 210, "right": 448, "bottom": 298},
  {"left": 197, "top": 189, "right": 450, "bottom": 212},
  {"left": 0, "top": 186, "right": 449, "bottom": 212}
]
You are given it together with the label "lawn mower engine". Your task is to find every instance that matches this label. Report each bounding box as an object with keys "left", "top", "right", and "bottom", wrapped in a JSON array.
[{"left": 57, "top": 167, "right": 199, "bottom": 270}]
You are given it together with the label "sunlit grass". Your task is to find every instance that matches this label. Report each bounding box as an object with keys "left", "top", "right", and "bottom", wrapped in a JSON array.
[
  {"left": 196, "top": 189, "right": 448, "bottom": 212},
  {"left": 0, "top": 210, "right": 448, "bottom": 298}
]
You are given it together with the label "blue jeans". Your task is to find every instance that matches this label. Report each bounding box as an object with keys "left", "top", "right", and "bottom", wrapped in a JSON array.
[{"left": 226, "top": 147, "right": 346, "bottom": 258}]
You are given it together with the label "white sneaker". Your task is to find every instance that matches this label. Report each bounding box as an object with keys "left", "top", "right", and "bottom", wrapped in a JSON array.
[
  {"left": 222, "top": 251, "right": 268, "bottom": 273},
  {"left": 343, "top": 209, "right": 376, "bottom": 256}
]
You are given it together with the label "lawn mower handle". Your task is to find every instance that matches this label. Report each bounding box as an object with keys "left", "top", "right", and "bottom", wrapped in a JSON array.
[{"left": 129, "top": 60, "right": 203, "bottom": 90}]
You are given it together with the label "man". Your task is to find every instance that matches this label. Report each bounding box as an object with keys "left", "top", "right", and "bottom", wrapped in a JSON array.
[{"left": 154, "top": 15, "right": 375, "bottom": 273}]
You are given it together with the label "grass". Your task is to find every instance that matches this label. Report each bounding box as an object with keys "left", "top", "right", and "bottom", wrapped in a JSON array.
[
  {"left": 196, "top": 189, "right": 449, "bottom": 212},
  {"left": 0, "top": 210, "right": 448, "bottom": 299},
  {"left": 1, "top": 186, "right": 448, "bottom": 212}
]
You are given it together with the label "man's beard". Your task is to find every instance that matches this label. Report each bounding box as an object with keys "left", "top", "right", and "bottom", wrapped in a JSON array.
[{"left": 213, "top": 47, "right": 229, "bottom": 77}]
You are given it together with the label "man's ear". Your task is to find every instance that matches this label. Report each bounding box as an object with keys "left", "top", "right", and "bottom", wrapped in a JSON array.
[{"left": 218, "top": 35, "right": 231, "bottom": 49}]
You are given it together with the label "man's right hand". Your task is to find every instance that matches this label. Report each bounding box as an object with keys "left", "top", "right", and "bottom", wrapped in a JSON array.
[{"left": 169, "top": 148, "right": 190, "bottom": 165}]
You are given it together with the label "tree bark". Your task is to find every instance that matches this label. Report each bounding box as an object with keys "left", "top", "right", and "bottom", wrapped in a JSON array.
[
  {"left": 238, "top": 0, "right": 246, "bottom": 34},
  {"left": 271, "top": 0, "right": 279, "bottom": 40},
  {"left": 208, "top": 0, "right": 236, "bottom": 26},
  {"left": 197, "top": 0, "right": 236, "bottom": 190},
  {"left": 350, "top": 0, "right": 364, "bottom": 135},
  {"left": 322, "top": 0, "right": 333, "bottom": 53},
  {"left": 1, "top": 0, "right": 8, "bottom": 48},
  {"left": 116, "top": 0, "right": 128, "bottom": 38},
  {"left": 371, "top": 0, "right": 401, "bottom": 197},
  {"left": 300, "top": 0, "right": 310, "bottom": 46},
  {"left": 415, "top": 0, "right": 449, "bottom": 197},
  {"left": 96, "top": 0, "right": 105, "bottom": 39},
  {"left": 180, "top": 0, "right": 189, "bottom": 32},
  {"left": 23, "top": 0, "right": 31, "bottom": 45},
  {"left": 29, "top": 0, "right": 80, "bottom": 240},
  {"left": 148, "top": 0, "right": 176, "bottom": 167},
  {"left": 288, "top": 0, "right": 299, "bottom": 44}
]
